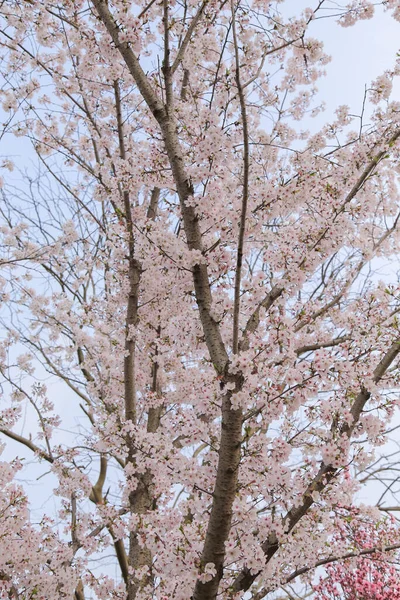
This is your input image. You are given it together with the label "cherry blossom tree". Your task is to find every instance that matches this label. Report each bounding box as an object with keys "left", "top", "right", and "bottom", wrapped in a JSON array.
[{"left": 1, "top": 0, "right": 400, "bottom": 599}]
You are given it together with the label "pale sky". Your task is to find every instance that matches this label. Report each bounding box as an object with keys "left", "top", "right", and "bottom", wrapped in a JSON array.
[{"left": 286, "top": 1, "right": 400, "bottom": 123}]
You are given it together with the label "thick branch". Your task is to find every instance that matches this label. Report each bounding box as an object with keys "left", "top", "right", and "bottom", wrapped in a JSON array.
[
  {"left": 114, "top": 77, "right": 150, "bottom": 599},
  {"left": 171, "top": 0, "right": 208, "bottom": 74},
  {"left": 147, "top": 187, "right": 160, "bottom": 220},
  {"left": 74, "top": 580, "right": 85, "bottom": 600},
  {"left": 162, "top": 0, "right": 173, "bottom": 110},
  {"left": 0, "top": 429, "right": 53, "bottom": 463},
  {"left": 231, "top": 0, "right": 250, "bottom": 355},
  {"left": 295, "top": 335, "right": 350, "bottom": 355},
  {"left": 192, "top": 383, "right": 243, "bottom": 600},
  {"left": 240, "top": 284, "right": 284, "bottom": 351},
  {"left": 89, "top": 455, "right": 107, "bottom": 503}
]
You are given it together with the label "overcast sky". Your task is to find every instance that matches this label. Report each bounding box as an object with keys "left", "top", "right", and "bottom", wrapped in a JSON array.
[{"left": 288, "top": 1, "right": 400, "bottom": 122}]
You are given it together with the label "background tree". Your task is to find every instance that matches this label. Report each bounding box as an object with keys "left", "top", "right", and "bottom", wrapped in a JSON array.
[
  {"left": 0, "top": 0, "right": 400, "bottom": 599},
  {"left": 313, "top": 508, "right": 400, "bottom": 600}
]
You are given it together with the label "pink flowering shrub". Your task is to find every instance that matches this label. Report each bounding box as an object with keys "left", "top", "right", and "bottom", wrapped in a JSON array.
[
  {"left": 314, "top": 508, "right": 400, "bottom": 600},
  {"left": 315, "top": 558, "right": 400, "bottom": 600}
]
